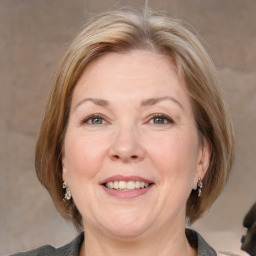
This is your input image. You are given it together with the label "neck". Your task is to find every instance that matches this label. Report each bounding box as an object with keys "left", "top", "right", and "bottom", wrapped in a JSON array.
[{"left": 80, "top": 225, "right": 196, "bottom": 256}]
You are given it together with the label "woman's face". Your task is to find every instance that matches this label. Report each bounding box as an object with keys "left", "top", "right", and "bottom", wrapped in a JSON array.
[{"left": 62, "top": 50, "right": 210, "bottom": 239}]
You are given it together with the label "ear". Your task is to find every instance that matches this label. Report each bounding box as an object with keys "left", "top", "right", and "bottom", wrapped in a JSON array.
[
  {"left": 62, "top": 151, "right": 67, "bottom": 182},
  {"left": 193, "top": 138, "right": 211, "bottom": 189}
]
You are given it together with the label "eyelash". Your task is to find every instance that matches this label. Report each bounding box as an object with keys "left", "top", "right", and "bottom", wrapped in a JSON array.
[
  {"left": 81, "top": 114, "right": 107, "bottom": 125},
  {"left": 81, "top": 113, "right": 174, "bottom": 126},
  {"left": 147, "top": 113, "right": 174, "bottom": 125}
]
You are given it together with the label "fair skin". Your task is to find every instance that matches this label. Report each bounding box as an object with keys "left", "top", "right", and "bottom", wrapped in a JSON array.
[{"left": 62, "top": 50, "right": 211, "bottom": 256}]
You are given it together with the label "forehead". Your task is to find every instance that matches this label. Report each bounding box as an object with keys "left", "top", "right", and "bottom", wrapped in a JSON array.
[{"left": 71, "top": 50, "right": 191, "bottom": 110}]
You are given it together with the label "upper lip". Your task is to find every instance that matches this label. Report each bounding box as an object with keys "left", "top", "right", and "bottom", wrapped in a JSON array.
[{"left": 100, "top": 175, "right": 154, "bottom": 185}]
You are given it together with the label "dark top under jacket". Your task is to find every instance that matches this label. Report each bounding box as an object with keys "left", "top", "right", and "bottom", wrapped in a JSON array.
[{"left": 10, "top": 229, "right": 216, "bottom": 256}]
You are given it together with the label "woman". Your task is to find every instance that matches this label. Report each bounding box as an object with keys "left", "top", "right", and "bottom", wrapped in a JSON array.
[{"left": 12, "top": 8, "right": 234, "bottom": 256}]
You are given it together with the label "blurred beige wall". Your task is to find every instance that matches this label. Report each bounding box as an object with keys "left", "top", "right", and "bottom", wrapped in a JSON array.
[{"left": 1, "top": 0, "right": 255, "bottom": 255}]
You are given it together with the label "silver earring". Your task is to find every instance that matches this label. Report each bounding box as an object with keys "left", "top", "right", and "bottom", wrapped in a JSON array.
[
  {"left": 63, "top": 181, "right": 72, "bottom": 200},
  {"left": 197, "top": 178, "right": 203, "bottom": 197}
]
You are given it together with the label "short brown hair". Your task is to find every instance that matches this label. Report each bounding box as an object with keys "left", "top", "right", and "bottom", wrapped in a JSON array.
[{"left": 35, "top": 8, "right": 235, "bottom": 230}]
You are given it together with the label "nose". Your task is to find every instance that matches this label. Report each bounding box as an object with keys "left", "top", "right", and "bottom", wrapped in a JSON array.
[{"left": 109, "top": 126, "right": 145, "bottom": 163}]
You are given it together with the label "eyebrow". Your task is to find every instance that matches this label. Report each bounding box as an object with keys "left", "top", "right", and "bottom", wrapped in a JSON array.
[
  {"left": 74, "top": 96, "right": 184, "bottom": 111},
  {"left": 141, "top": 96, "right": 184, "bottom": 110},
  {"left": 74, "top": 98, "right": 109, "bottom": 110}
]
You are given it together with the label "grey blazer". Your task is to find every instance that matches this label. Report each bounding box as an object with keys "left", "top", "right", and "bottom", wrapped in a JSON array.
[{"left": 10, "top": 229, "right": 216, "bottom": 256}]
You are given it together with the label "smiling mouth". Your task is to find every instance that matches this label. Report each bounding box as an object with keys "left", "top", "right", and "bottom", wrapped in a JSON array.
[{"left": 104, "top": 181, "right": 151, "bottom": 190}]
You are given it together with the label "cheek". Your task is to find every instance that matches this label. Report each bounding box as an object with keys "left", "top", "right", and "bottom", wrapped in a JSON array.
[
  {"left": 148, "top": 132, "right": 199, "bottom": 181},
  {"left": 63, "top": 133, "right": 108, "bottom": 180}
]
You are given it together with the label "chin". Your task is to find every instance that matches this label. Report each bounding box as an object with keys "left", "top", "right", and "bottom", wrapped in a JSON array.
[
  {"left": 99, "top": 211, "right": 153, "bottom": 239},
  {"left": 107, "top": 223, "right": 149, "bottom": 239}
]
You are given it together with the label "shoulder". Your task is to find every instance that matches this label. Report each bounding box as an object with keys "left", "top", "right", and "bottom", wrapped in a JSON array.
[
  {"left": 185, "top": 228, "right": 217, "bottom": 256},
  {"left": 9, "top": 245, "right": 56, "bottom": 256},
  {"left": 9, "top": 233, "right": 84, "bottom": 256}
]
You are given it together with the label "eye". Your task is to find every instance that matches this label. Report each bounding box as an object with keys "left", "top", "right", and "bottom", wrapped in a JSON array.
[
  {"left": 148, "top": 114, "right": 174, "bottom": 125},
  {"left": 82, "top": 114, "right": 107, "bottom": 125}
]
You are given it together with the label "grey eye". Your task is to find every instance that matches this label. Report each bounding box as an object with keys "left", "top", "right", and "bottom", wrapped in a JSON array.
[
  {"left": 153, "top": 117, "right": 166, "bottom": 124},
  {"left": 91, "top": 117, "right": 103, "bottom": 124},
  {"left": 82, "top": 114, "right": 107, "bottom": 125},
  {"left": 149, "top": 114, "right": 174, "bottom": 125}
]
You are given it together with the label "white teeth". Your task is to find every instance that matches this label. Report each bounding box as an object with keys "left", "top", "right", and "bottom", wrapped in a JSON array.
[
  {"left": 127, "top": 181, "right": 135, "bottom": 189},
  {"left": 114, "top": 181, "right": 119, "bottom": 189},
  {"left": 119, "top": 181, "right": 126, "bottom": 189},
  {"left": 135, "top": 181, "right": 141, "bottom": 189},
  {"left": 105, "top": 181, "right": 150, "bottom": 190}
]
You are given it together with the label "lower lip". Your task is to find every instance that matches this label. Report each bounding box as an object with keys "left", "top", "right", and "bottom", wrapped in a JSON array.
[{"left": 102, "top": 185, "right": 153, "bottom": 199}]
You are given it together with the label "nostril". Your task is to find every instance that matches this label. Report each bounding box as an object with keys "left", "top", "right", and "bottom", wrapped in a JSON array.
[{"left": 111, "top": 154, "right": 138, "bottom": 160}]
